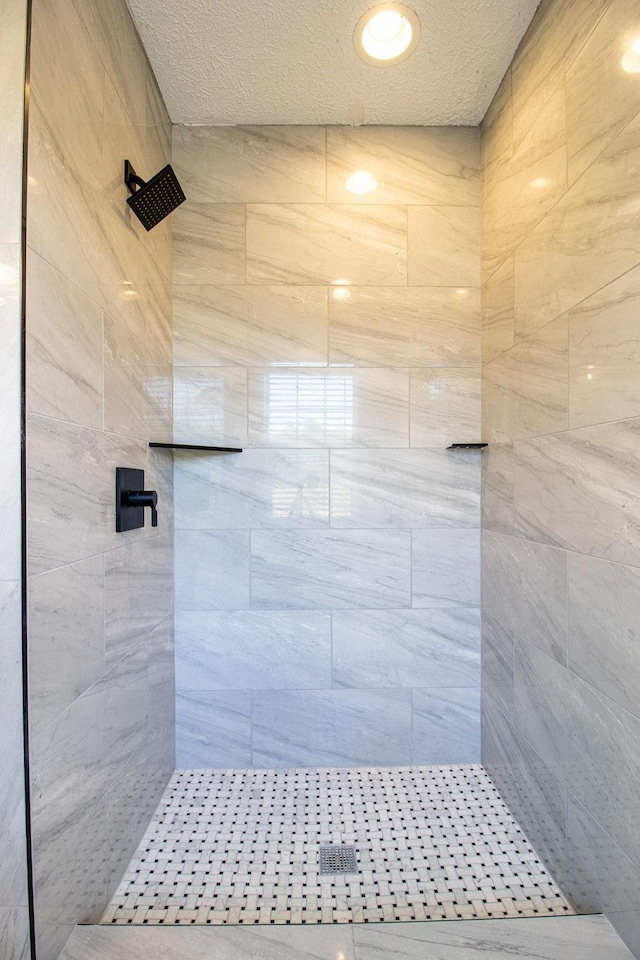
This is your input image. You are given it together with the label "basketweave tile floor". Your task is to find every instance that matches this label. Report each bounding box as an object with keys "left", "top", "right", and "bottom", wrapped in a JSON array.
[{"left": 101, "top": 764, "right": 575, "bottom": 926}]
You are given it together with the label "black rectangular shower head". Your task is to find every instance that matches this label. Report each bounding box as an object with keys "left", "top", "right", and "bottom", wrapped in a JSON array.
[{"left": 124, "top": 160, "right": 186, "bottom": 231}]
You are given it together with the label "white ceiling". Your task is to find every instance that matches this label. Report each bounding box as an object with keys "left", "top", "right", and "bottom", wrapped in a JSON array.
[{"left": 127, "top": 0, "right": 540, "bottom": 126}]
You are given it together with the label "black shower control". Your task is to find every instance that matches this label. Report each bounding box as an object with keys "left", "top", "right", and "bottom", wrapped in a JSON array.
[{"left": 115, "top": 467, "right": 159, "bottom": 532}]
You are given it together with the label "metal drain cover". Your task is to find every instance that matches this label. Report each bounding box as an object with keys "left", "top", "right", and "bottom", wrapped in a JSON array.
[{"left": 319, "top": 845, "right": 358, "bottom": 875}]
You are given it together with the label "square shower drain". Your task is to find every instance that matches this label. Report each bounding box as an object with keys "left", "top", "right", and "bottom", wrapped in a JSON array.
[{"left": 319, "top": 845, "right": 358, "bottom": 875}]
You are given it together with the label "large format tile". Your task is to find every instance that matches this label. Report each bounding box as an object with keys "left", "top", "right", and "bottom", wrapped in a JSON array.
[
  {"left": 331, "top": 608, "right": 480, "bottom": 689},
  {"left": 513, "top": 636, "right": 640, "bottom": 867},
  {"left": 482, "top": 68, "right": 513, "bottom": 201},
  {"left": 175, "top": 530, "right": 250, "bottom": 610},
  {"left": 0, "top": 245, "right": 21, "bottom": 580},
  {"left": 482, "top": 614, "right": 515, "bottom": 720},
  {"left": 175, "top": 610, "right": 331, "bottom": 691},
  {"left": 483, "top": 315, "right": 568, "bottom": 443},
  {"left": 248, "top": 367, "right": 409, "bottom": 448},
  {"left": 26, "top": 251, "right": 103, "bottom": 428},
  {"left": 174, "top": 285, "right": 328, "bottom": 367},
  {"left": 174, "top": 448, "right": 329, "bottom": 529},
  {"left": 61, "top": 922, "right": 356, "bottom": 960},
  {"left": 246, "top": 204, "right": 407, "bottom": 286},
  {"left": 252, "top": 689, "right": 412, "bottom": 767},
  {"left": 408, "top": 206, "right": 480, "bottom": 286},
  {"left": 568, "top": 264, "right": 640, "bottom": 428},
  {"left": 482, "top": 255, "right": 514, "bottom": 364},
  {"left": 28, "top": 557, "right": 105, "bottom": 737},
  {"left": 568, "top": 552, "right": 640, "bottom": 717},
  {"left": 515, "top": 111, "right": 640, "bottom": 336},
  {"left": 410, "top": 368, "right": 481, "bottom": 447},
  {"left": 176, "top": 691, "right": 252, "bottom": 768},
  {"left": 412, "top": 687, "right": 480, "bottom": 764},
  {"left": 481, "top": 442, "right": 515, "bottom": 535},
  {"left": 329, "top": 286, "right": 480, "bottom": 367},
  {"left": 566, "top": 0, "right": 640, "bottom": 184},
  {"left": 513, "top": 419, "right": 640, "bottom": 566},
  {"left": 173, "top": 125, "right": 326, "bottom": 203},
  {"left": 173, "top": 366, "right": 247, "bottom": 446},
  {"left": 412, "top": 529, "right": 480, "bottom": 606},
  {"left": 0, "top": 909, "right": 30, "bottom": 960},
  {"left": 330, "top": 450, "right": 480, "bottom": 529},
  {"left": 326, "top": 126, "right": 480, "bottom": 205},
  {"left": 172, "top": 203, "right": 245, "bottom": 285},
  {"left": 482, "top": 530, "right": 568, "bottom": 664},
  {"left": 481, "top": 691, "right": 568, "bottom": 887},
  {"left": 250, "top": 530, "right": 411, "bottom": 609}
]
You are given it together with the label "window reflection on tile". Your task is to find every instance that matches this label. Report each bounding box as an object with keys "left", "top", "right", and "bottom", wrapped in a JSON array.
[{"left": 173, "top": 367, "right": 247, "bottom": 446}]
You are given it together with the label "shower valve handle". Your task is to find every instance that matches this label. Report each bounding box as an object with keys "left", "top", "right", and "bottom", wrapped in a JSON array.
[{"left": 122, "top": 489, "right": 158, "bottom": 527}]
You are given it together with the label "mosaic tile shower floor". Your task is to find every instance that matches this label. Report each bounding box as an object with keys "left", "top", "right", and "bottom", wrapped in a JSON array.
[{"left": 101, "top": 764, "right": 574, "bottom": 926}]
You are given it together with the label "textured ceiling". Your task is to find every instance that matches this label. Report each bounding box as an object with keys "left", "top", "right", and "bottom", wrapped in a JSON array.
[{"left": 126, "top": 0, "right": 540, "bottom": 126}]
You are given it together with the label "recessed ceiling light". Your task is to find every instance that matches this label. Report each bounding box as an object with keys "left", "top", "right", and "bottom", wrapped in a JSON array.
[
  {"left": 622, "top": 37, "right": 640, "bottom": 73},
  {"left": 354, "top": 4, "right": 420, "bottom": 66},
  {"left": 346, "top": 170, "right": 378, "bottom": 194}
]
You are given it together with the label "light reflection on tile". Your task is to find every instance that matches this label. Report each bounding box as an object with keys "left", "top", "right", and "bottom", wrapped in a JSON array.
[{"left": 173, "top": 366, "right": 247, "bottom": 446}]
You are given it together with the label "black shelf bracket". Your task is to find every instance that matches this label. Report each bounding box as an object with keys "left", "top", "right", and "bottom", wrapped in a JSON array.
[
  {"left": 447, "top": 443, "right": 488, "bottom": 450},
  {"left": 149, "top": 442, "right": 243, "bottom": 453}
]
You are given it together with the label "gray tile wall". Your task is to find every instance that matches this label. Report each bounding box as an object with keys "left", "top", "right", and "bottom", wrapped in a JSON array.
[
  {"left": 172, "top": 125, "right": 482, "bottom": 768},
  {"left": 25, "top": 0, "right": 175, "bottom": 957},
  {"left": 0, "top": 0, "right": 31, "bottom": 956},
  {"left": 481, "top": 0, "right": 640, "bottom": 955}
]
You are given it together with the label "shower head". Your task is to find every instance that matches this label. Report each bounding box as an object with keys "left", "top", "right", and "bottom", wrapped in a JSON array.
[{"left": 124, "top": 159, "right": 186, "bottom": 231}]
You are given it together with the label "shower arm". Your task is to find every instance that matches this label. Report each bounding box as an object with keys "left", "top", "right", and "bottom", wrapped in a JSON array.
[{"left": 124, "top": 160, "right": 147, "bottom": 194}]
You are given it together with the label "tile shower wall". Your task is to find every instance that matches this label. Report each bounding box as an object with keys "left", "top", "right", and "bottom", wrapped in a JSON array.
[
  {"left": 172, "top": 125, "right": 482, "bottom": 768},
  {"left": 25, "top": 0, "right": 174, "bottom": 957},
  {"left": 0, "top": 0, "right": 30, "bottom": 957},
  {"left": 481, "top": 0, "right": 640, "bottom": 954}
]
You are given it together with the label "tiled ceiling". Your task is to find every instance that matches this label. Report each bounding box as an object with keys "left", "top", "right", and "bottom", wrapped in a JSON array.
[{"left": 126, "top": 0, "right": 541, "bottom": 126}]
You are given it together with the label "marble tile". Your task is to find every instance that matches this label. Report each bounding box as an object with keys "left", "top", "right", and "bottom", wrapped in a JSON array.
[
  {"left": 481, "top": 68, "right": 513, "bottom": 201},
  {"left": 176, "top": 691, "right": 252, "bottom": 768},
  {"left": 331, "top": 608, "right": 480, "bottom": 689},
  {"left": 410, "top": 368, "right": 481, "bottom": 447},
  {"left": 175, "top": 530, "right": 250, "bottom": 611},
  {"left": 104, "top": 310, "right": 156, "bottom": 441},
  {"left": 175, "top": 610, "right": 331, "bottom": 691},
  {"left": 28, "top": 557, "right": 105, "bottom": 738},
  {"left": 100, "top": 638, "right": 150, "bottom": 775},
  {"left": 568, "top": 264, "right": 640, "bottom": 428},
  {"left": 173, "top": 125, "right": 326, "bottom": 203},
  {"left": 515, "top": 110, "right": 640, "bottom": 336},
  {"left": 248, "top": 367, "right": 409, "bottom": 448},
  {"left": 568, "top": 552, "right": 640, "bottom": 718},
  {"left": 104, "top": 533, "right": 173, "bottom": 665},
  {"left": 175, "top": 284, "right": 328, "bottom": 367},
  {"left": 411, "top": 687, "right": 480, "bottom": 764},
  {"left": 0, "top": 2, "right": 26, "bottom": 246},
  {"left": 510, "top": 0, "right": 611, "bottom": 149},
  {"left": 246, "top": 204, "right": 407, "bottom": 286},
  {"left": 513, "top": 419, "right": 640, "bottom": 566},
  {"left": 250, "top": 530, "right": 411, "bottom": 609},
  {"left": 483, "top": 85, "right": 567, "bottom": 282},
  {"left": 175, "top": 449, "right": 329, "bottom": 529},
  {"left": 173, "top": 366, "right": 247, "bottom": 446},
  {"left": 566, "top": 797, "right": 640, "bottom": 956},
  {"left": 482, "top": 530, "right": 568, "bottom": 664},
  {"left": 27, "top": 415, "right": 108, "bottom": 575},
  {"left": 0, "top": 909, "right": 30, "bottom": 960},
  {"left": 513, "top": 636, "right": 640, "bottom": 867},
  {"left": 481, "top": 691, "right": 568, "bottom": 888},
  {"left": 412, "top": 529, "right": 480, "bottom": 606},
  {"left": 330, "top": 450, "right": 480, "bottom": 529},
  {"left": 326, "top": 126, "right": 480, "bottom": 206},
  {"left": 173, "top": 203, "right": 245, "bottom": 285},
  {"left": 0, "top": 244, "right": 22, "bottom": 580},
  {"left": 566, "top": 0, "right": 640, "bottom": 184},
  {"left": 329, "top": 286, "right": 480, "bottom": 368},
  {"left": 483, "top": 315, "right": 568, "bottom": 443},
  {"left": 482, "top": 256, "right": 514, "bottom": 364},
  {"left": 146, "top": 616, "right": 175, "bottom": 765},
  {"left": 482, "top": 614, "right": 515, "bottom": 721},
  {"left": 61, "top": 922, "right": 356, "bottom": 960},
  {"left": 408, "top": 206, "right": 481, "bottom": 287},
  {"left": 27, "top": 250, "right": 103, "bottom": 428},
  {"left": 481, "top": 442, "right": 515, "bottom": 535},
  {"left": 252, "top": 689, "right": 412, "bottom": 767}
]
